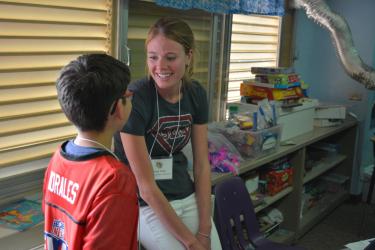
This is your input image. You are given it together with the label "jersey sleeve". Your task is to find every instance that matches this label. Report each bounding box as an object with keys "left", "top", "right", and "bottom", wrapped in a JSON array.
[
  {"left": 42, "top": 168, "right": 49, "bottom": 214},
  {"left": 42, "top": 150, "right": 58, "bottom": 214}
]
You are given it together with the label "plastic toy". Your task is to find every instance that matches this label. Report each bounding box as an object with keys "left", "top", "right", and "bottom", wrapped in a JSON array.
[{"left": 208, "top": 141, "right": 240, "bottom": 175}]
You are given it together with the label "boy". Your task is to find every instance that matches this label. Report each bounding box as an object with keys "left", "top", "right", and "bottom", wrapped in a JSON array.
[{"left": 42, "top": 54, "right": 138, "bottom": 249}]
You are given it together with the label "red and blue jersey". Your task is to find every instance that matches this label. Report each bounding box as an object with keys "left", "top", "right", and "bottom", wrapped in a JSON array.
[{"left": 43, "top": 141, "right": 138, "bottom": 249}]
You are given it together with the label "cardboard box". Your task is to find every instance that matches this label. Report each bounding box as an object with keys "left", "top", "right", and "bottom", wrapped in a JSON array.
[
  {"left": 263, "top": 168, "right": 294, "bottom": 196},
  {"left": 315, "top": 105, "right": 346, "bottom": 119},
  {"left": 313, "top": 119, "right": 344, "bottom": 127},
  {"left": 251, "top": 67, "right": 295, "bottom": 75},
  {"left": 255, "top": 74, "right": 300, "bottom": 85},
  {"left": 278, "top": 99, "right": 318, "bottom": 141},
  {"left": 240, "top": 83, "right": 304, "bottom": 101},
  {"left": 244, "top": 79, "right": 301, "bottom": 89}
]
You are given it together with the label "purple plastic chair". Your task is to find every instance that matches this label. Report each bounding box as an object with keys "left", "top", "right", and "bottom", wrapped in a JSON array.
[{"left": 214, "top": 176, "right": 305, "bottom": 250}]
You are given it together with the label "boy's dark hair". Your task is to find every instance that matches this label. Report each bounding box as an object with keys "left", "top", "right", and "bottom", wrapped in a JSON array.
[{"left": 57, "top": 54, "right": 130, "bottom": 131}]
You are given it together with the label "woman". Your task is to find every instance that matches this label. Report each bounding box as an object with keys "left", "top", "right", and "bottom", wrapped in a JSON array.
[{"left": 114, "top": 17, "right": 221, "bottom": 250}]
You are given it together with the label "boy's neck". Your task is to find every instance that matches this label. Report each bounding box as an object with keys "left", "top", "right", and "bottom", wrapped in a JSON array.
[{"left": 75, "top": 131, "right": 113, "bottom": 149}]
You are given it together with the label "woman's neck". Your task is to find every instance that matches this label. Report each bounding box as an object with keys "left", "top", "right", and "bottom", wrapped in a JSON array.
[{"left": 155, "top": 82, "right": 182, "bottom": 104}]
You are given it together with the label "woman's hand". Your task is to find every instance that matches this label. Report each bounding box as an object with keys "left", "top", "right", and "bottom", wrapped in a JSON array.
[
  {"left": 188, "top": 237, "right": 207, "bottom": 250},
  {"left": 196, "top": 233, "right": 211, "bottom": 250},
  {"left": 122, "top": 133, "right": 200, "bottom": 247}
]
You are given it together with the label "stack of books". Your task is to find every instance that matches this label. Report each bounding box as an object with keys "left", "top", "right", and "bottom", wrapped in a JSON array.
[{"left": 240, "top": 67, "right": 305, "bottom": 104}]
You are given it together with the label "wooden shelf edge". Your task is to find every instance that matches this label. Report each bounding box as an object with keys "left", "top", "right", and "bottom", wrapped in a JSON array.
[
  {"left": 255, "top": 186, "right": 293, "bottom": 213},
  {"left": 267, "top": 228, "right": 296, "bottom": 244},
  {"left": 297, "top": 190, "right": 349, "bottom": 238},
  {"left": 303, "top": 154, "right": 347, "bottom": 184},
  {"left": 211, "top": 172, "right": 233, "bottom": 185}
]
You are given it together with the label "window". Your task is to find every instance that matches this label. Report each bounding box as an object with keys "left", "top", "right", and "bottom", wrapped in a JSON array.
[
  {"left": 126, "top": 1, "right": 212, "bottom": 88},
  {"left": 227, "top": 14, "right": 281, "bottom": 103},
  {"left": 124, "top": 0, "right": 225, "bottom": 121},
  {"left": 0, "top": 0, "right": 115, "bottom": 201}
]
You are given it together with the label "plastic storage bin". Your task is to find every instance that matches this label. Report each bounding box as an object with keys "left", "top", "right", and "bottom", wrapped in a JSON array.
[
  {"left": 228, "top": 99, "right": 318, "bottom": 142},
  {"left": 220, "top": 125, "right": 282, "bottom": 159}
]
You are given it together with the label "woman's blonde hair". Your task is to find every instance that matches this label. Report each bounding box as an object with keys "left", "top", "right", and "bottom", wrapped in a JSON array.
[{"left": 145, "top": 17, "right": 195, "bottom": 82}]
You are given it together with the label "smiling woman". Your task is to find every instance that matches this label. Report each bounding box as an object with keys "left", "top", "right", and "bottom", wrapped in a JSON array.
[
  {"left": 146, "top": 20, "right": 193, "bottom": 101},
  {"left": 114, "top": 17, "right": 222, "bottom": 250}
]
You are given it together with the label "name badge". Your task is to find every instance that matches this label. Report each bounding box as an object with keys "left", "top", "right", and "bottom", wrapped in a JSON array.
[{"left": 151, "top": 157, "right": 173, "bottom": 180}]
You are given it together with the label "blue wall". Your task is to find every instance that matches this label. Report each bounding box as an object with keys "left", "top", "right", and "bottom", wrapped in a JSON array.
[{"left": 293, "top": 0, "right": 375, "bottom": 193}]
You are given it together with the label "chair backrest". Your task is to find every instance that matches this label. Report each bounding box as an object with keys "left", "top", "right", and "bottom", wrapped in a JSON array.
[{"left": 214, "top": 176, "right": 264, "bottom": 250}]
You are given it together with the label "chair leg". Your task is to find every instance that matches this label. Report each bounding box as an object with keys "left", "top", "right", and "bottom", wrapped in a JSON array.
[
  {"left": 368, "top": 139, "right": 375, "bottom": 204},
  {"left": 358, "top": 202, "right": 369, "bottom": 237},
  {"left": 366, "top": 166, "right": 375, "bottom": 204},
  {"left": 359, "top": 139, "right": 375, "bottom": 236}
]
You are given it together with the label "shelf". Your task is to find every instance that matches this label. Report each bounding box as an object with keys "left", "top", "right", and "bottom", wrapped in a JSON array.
[
  {"left": 254, "top": 186, "right": 293, "bottom": 213},
  {"left": 221, "top": 117, "right": 357, "bottom": 177},
  {"left": 206, "top": 117, "right": 357, "bottom": 245},
  {"left": 298, "top": 190, "right": 349, "bottom": 237},
  {"left": 303, "top": 154, "right": 347, "bottom": 184},
  {"left": 209, "top": 118, "right": 357, "bottom": 184},
  {"left": 267, "top": 228, "right": 296, "bottom": 244},
  {"left": 211, "top": 172, "right": 233, "bottom": 185}
]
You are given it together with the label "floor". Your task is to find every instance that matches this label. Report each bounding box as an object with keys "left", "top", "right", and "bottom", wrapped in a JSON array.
[{"left": 296, "top": 200, "right": 375, "bottom": 250}]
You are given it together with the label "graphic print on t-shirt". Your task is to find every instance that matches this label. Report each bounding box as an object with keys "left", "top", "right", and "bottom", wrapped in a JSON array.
[{"left": 148, "top": 114, "right": 192, "bottom": 154}]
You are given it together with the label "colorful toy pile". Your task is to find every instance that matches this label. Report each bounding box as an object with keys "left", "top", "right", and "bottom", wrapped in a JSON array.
[
  {"left": 240, "top": 67, "right": 307, "bottom": 106},
  {"left": 208, "top": 141, "right": 240, "bottom": 175}
]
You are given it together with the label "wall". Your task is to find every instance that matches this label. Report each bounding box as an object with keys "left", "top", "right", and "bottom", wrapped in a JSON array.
[{"left": 293, "top": 0, "right": 375, "bottom": 194}]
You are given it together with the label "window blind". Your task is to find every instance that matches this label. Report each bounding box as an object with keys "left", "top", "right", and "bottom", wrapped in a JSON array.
[
  {"left": 0, "top": 0, "right": 114, "bottom": 170},
  {"left": 228, "top": 14, "right": 281, "bottom": 103},
  {"left": 127, "top": 0, "right": 212, "bottom": 88}
]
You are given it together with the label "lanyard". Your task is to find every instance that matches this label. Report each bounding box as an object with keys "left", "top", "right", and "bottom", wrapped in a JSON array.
[
  {"left": 149, "top": 81, "right": 181, "bottom": 158},
  {"left": 75, "top": 136, "right": 120, "bottom": 161}
]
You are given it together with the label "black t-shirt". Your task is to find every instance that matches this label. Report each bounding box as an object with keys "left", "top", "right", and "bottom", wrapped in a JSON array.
[{"left": 114, "top": 77, "right": 208, "bottom": 205}]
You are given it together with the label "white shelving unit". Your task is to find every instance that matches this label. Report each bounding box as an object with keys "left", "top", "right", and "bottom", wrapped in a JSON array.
[{"left": 212, "top": 116, "right": 358, "bottom": 243}]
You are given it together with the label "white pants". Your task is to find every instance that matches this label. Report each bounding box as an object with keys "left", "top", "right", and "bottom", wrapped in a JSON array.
[{"left": 139, "top": 193, "right": 222, "bottom": 250}]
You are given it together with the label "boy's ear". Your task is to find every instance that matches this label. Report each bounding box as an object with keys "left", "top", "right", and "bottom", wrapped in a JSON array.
[{"left": 110, "top": 99, "right": 125, "bottom": 120}]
